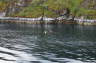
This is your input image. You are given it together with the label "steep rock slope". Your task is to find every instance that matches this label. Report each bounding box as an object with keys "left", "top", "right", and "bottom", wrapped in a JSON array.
[{"left": 0, "top": 0, "right": 96, "bottom": 19}]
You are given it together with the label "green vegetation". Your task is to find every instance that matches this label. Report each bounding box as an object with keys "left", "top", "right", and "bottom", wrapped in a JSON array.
[
  {"left": 0, "top": 0, "right": 96, "bottom": 19},
  {"left": 0, "top": 0, "right": 7, "bottom": 12}
]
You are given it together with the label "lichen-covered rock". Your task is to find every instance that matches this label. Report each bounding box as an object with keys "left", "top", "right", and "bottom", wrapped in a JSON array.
[{"left": 0, "top": 0, "right": 96, "bottom": 19}]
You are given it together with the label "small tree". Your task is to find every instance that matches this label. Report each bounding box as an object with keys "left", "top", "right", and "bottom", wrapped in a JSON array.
[{"left": 67, "top": 0, "right": 83, "bottom": 20}]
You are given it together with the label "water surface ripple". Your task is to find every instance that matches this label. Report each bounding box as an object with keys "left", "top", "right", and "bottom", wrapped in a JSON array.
[{"left": 0, "top": 23, "right": 96, "bottom": 63}]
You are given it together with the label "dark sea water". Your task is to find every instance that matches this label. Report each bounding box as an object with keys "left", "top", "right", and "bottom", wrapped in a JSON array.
[{"left": 0, "top": 23, "right": 96, "bottom": 63}]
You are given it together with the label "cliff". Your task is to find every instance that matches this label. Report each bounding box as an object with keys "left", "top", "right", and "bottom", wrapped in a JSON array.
[{"left": 0, "top": 0, "right": 96, "bottom": 19}]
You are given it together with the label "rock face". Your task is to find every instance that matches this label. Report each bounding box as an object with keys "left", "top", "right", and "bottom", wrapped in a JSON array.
[
  {"left": 4, "top": 0, "right": 30, "bottom": 16},
  {"left": 81, "top": 0, "right": 96, "bottom": 9},
  {"left": 0, "top": 0, "right": 96, "bottom": 18},
  {"left": 0, "top": 12, "right": 6, "bottom": 17}
]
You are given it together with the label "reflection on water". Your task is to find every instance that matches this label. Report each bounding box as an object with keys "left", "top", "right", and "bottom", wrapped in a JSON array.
[{"left": 0, "top": 23, "right": 96, "bottom": 63}]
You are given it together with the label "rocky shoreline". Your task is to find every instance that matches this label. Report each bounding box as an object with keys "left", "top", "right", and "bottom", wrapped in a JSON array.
[
  {"left": 74, "top": 18, "right": 96, "bottom": 25},
  {"left": 0, "top": 17, "right": 96, "bottom": 25}
]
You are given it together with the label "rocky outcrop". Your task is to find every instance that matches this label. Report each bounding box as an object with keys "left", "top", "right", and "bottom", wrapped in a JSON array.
[
  {"left": 0, "top": 12, "right": 6, "bottom": 17},
  {"left": 5, "top": 0, "right": 31, "bottom": 16},
  {"left": 81, "top": 0, "right": 96, "bottom": 9},
  {"left": 0, "top": 0, "right": 96, "bottom": 19}
]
